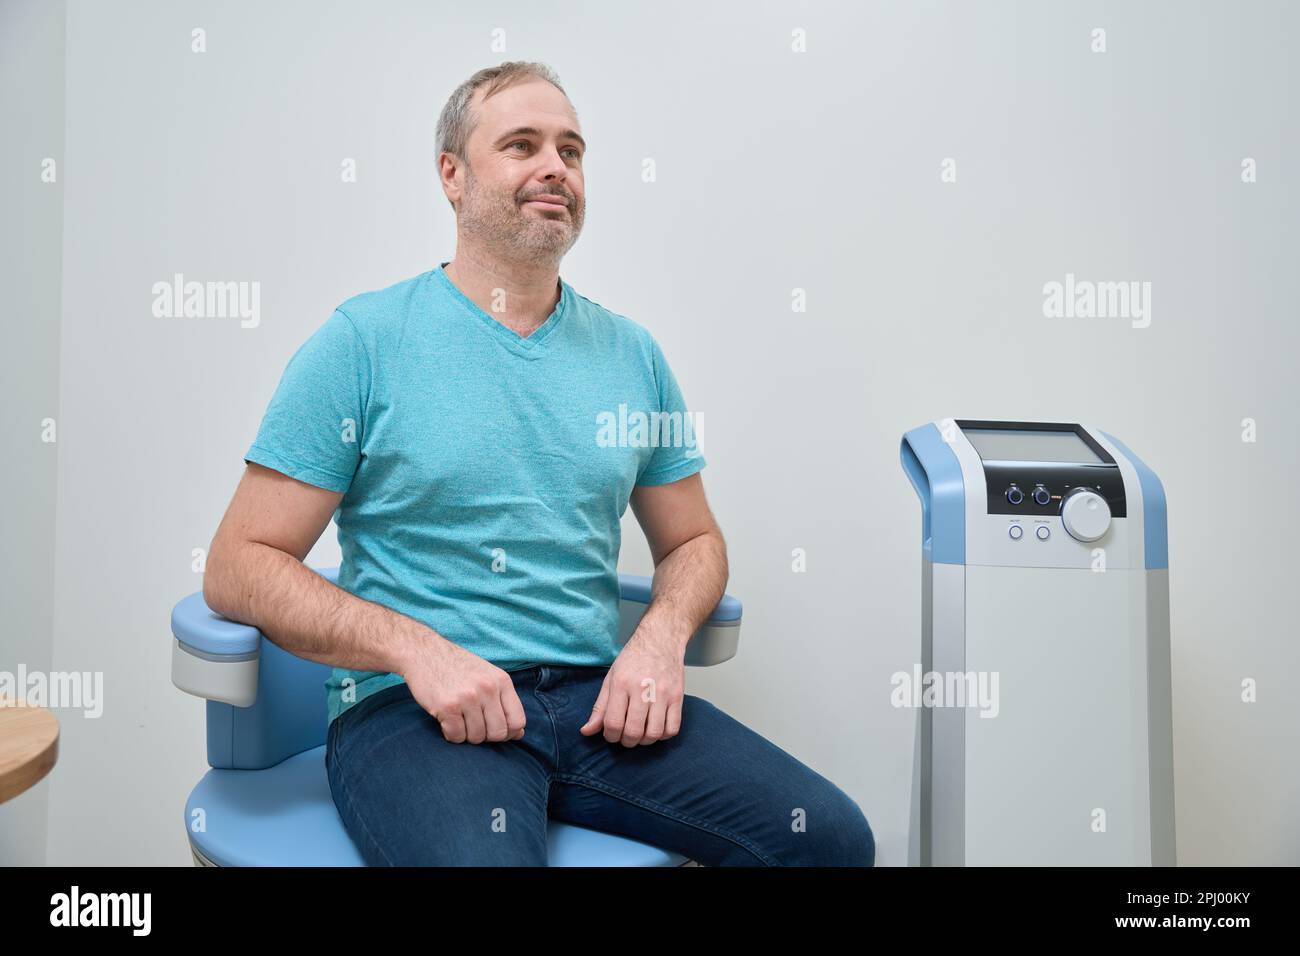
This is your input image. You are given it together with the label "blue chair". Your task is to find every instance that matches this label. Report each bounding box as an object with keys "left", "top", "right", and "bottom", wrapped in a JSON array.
[{"left": 171, "top": 566, "right": 742, "bottom": 866}]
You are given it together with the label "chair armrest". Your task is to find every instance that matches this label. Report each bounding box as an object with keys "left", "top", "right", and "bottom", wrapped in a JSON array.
[
  {"left": 617, "top": 574, "right": 742, "bottom": 666},
  {"left": 172, "top": 567, "right": 744, "bottom": 709},
  {"left": 170, "top": 589, "right": 264, "bottom": 707},
  {"left": 172, "top": 567, "right": 343, "bottom": 707}
]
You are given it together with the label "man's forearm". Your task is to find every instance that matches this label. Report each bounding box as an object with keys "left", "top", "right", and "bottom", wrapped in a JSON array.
[
  {"left": 633, "top": 530, "right": 729, "bottom": 651},
  {"left": 203, "top": 541, "right": 437, "bottom": 675}
]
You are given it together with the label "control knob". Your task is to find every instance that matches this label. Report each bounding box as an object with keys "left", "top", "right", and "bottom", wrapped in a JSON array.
[{"left": 1060, "top": 488, "right": 1111, "bottom": 542}]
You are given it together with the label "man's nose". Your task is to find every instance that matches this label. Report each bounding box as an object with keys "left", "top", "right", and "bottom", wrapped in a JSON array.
[{"left": 535, "top": 144, "right": 571, "bottom": 178}]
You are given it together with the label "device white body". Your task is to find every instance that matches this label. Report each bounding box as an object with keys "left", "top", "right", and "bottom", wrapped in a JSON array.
[{"left": 906, "top": 421, "right": 1175, "bottom": 866}]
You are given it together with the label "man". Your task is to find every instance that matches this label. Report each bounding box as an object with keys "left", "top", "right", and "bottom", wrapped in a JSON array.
[{"left": 204, "top": 61, "right": 875, "bottom": 866}]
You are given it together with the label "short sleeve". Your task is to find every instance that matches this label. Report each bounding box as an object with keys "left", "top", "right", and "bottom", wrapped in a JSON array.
[
  {"left": 244, "top": 309, "right": 370, "bottom": 494},
  {"left": 635, "top": 336, "right": 707, "bottom": 487}
]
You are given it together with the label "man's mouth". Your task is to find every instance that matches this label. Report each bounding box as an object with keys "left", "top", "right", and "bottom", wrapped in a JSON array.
[{"left": 523, "top": 195, "right": 569, "bottom": 209}]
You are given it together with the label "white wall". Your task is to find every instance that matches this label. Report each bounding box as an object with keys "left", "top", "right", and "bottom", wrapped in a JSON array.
[
  {"left": 3, "top": 0, "right": 1296, "bottom": 866},
  {"left": 0, "top": 0, "right": 65, "bottom": 865}
]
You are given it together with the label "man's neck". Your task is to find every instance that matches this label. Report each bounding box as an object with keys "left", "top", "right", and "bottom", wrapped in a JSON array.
[{"left": 443, "top": 248, "right": 562, "bottom": 338}]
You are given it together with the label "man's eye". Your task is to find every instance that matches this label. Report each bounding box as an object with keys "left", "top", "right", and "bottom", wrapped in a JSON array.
[{"left": 509, "top": 141, "right": 579, "bottom": 159}]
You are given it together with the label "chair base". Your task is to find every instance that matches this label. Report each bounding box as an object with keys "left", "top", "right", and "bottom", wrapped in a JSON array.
[
  {"left": 185, "top": 745, "right": 699, "bottom": 867},
  {"left": 190, "top": 839, "right": 700, "bottom": 867}
]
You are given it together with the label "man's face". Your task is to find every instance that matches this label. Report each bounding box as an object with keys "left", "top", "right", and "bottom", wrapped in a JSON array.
[{"left": 451, "top": 79, "right": 586, "bottom": 264}]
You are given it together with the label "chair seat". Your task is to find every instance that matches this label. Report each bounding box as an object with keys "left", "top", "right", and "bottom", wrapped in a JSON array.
[{"left": 185, "top": 746, "right": 689, "bottom": 867}]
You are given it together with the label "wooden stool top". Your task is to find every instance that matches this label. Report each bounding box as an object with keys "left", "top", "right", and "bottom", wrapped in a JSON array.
[{"left": 0, "top": 696, "right": 60, "bottom": 804}]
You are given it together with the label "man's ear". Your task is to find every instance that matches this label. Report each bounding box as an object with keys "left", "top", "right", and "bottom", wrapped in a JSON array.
[{"left": 437, "top": 154, "right": 462, "bottom": 208}]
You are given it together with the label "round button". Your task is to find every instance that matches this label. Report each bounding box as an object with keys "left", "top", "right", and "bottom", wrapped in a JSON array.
[
  {"left": 1035, "top": 525, "right": 1050, "bottom": 540},
  {"left": 1006, "top": 486, "right": 1024, "bottom": 505},
  {"left": 1033, "top": 485, "right": 1052, "bottom": 506},
  {"left": 1009, "top": 525, "right": 1023, "bottom": 540},
  {"left": 1060, "top": 488, "right": 1112, "bottom": 542}
]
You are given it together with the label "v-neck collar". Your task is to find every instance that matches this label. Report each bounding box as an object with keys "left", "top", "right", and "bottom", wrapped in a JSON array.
[{"left": 433, "top": 261, "right": 569, "bottom": 359}]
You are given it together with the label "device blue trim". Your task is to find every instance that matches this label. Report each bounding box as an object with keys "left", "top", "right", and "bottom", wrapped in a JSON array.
[
  {"left": 1099, "top": 430, "right": 1169, "bottom": 570},
  {"left": 901, "top": 422, "right": 966, "bottom": 566}
]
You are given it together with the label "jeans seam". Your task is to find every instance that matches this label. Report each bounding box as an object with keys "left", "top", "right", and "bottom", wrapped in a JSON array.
[
  {"left": 553, "top": 771, "right": 776, "bottom": 866},
  {"left": 328, "top": 721, "right": 397, "bottom": 866},
  {"left": 535, "top": 667, "right": 561, "bottom": 772}
]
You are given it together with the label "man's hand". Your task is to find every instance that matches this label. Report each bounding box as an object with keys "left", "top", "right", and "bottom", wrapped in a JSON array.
[
  {"left": 580, "top": 625, "right": 687, "bottom": 747},
  {"left": 398, "top": 632, "right": 527, "bottom": 745}
]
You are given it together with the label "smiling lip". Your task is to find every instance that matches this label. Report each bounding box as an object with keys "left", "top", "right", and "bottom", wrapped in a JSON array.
[{"left": 524, "top": 195, "right": 568, "bottom": 208}]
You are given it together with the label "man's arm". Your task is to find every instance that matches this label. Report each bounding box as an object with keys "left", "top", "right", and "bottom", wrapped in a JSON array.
[
  {"left": 579, "top": 470, "right": 727, "bottom": 746},
  {"left": 625, "top": 470, "right": 729, "bottom": 652},
  {"left": 203, "top": 462, "right": 423, "bottom": 676},
  {"left": 203, "top": 462, "right": 527, "bottom": 744}
]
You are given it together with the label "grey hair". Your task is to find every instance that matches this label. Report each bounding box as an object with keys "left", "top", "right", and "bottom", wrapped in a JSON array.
[{"left": 436, "top": 61, "right": 570, "bottom": 208}]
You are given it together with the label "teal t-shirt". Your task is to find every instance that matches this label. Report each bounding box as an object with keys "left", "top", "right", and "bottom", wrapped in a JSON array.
[{"left": 244, "top": 263, "right": 706, "bottom": 728}]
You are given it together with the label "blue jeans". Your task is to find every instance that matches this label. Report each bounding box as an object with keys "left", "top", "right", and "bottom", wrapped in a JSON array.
[{"left": 325, "top": 664, "right": 875, "bottom": 866}]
